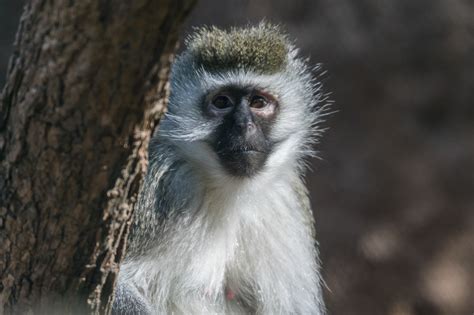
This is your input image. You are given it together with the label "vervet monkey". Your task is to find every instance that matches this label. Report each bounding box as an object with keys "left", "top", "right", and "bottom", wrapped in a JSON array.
[{"left": 113, "top": 23, "right": 328, "bottom": 315}]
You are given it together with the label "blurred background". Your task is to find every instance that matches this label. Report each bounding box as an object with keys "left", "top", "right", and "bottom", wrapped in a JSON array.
[{"left": 1, "top": 1, "right": 473, "bottom": 314}]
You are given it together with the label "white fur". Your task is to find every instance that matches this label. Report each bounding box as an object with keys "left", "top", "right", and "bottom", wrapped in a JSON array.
[{"left": 120, "top": 166, "right": 324, "bottom": 314}]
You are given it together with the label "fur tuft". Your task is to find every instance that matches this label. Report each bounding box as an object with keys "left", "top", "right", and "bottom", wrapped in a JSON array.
[{"left": 187, "top": 23, "right": 289, "bottom": 74}]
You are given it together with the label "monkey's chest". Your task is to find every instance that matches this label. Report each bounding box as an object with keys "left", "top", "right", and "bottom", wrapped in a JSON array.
[
  {"left": 167, "top": 191, "right": 292, "bottom": 312},
  {"left": 182, "top": 221, "right": 262, "bottom": 311}
]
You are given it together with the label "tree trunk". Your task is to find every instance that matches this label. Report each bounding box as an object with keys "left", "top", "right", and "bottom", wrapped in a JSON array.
[{"left": 0, "top": 0, "right": 195, "bottom": 314}]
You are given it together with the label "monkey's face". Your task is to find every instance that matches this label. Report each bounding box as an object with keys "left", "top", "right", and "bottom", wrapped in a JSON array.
[
  {"left": 203, "top": 86, "right": 279, "bottom": 177},
  {"left": 163, "top": 56, "right": 321, "bottom": 183},
  {"left": 162, "top": 68, "right": 320, "bottom": 182},
  {"left": 160, "top": 24, "right": 324, "bottom": 182}
]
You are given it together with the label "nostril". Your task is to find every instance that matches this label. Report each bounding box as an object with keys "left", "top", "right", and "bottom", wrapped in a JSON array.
[{"left": 246, "top": 122, "right": 257, "bottom": 135}]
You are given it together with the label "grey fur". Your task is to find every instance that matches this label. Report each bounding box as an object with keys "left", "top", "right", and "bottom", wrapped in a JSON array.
[{"left": 114, "top": 23, "right": 328, "bottom": 315}]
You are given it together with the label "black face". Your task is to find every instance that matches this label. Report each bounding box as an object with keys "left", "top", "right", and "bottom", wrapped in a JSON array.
[{"left": 203, "top": 85, "right": 279, "bottom": 177}]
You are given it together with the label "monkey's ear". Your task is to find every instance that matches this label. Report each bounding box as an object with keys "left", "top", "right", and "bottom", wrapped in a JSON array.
[{"left": 186, "top": 23, "right": 290, "bottom": 75}]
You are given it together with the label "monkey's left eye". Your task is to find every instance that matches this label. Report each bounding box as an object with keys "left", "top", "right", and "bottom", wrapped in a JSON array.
[{"left": 249, "top": 95, "right": 268, "bottom": 109}]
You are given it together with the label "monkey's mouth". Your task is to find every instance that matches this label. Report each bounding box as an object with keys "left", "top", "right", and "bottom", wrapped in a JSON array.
[
  {"left": 217, "top": 148, "right": 266, "bottom": 160},
  {"left": 216, "top": 148, "right": 268, "bottom": 177},
  {"left": 231, "top": 149, "right": 265, "bottom": 154}
]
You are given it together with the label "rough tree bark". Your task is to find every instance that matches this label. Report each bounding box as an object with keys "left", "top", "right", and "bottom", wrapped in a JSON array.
[{"left": 0, "top": 0, "right": 195, "bottom": 314}]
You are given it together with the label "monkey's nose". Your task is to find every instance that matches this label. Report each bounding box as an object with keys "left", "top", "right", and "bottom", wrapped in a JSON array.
[
  {"left": 236, "top": 121, "right": 257, "bottom": 138},
  {"left": 234, "top": 105, "right": 257, "bottom": 136}
]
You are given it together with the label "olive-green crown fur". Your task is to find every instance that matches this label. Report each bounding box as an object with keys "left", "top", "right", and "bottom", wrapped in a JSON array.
[{"left": 186, "top": 23, "right": 290, "bottom": 74}]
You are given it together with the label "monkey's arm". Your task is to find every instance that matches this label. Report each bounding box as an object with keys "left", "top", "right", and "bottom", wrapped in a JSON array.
[{"left": 113, "top": 144, "right": 194, "bottom": 314}]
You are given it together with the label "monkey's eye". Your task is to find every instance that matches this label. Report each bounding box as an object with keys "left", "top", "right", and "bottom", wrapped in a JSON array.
[
  {"left": 211, "top": 95, "right": 233, "bottom": 110},
  {"left": 249, "top": 95, "right": 268, "bottom": 109}
]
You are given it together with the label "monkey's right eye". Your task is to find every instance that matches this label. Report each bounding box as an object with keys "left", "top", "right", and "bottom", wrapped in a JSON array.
[{"left": 211, "top": 95, "right": 233, "bottom": 110}]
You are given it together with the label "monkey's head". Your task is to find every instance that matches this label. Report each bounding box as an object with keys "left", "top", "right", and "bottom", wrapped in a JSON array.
[{"left": 158, "top": 23, "right": 325, "bottom": 179}]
